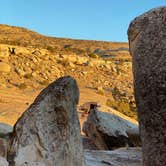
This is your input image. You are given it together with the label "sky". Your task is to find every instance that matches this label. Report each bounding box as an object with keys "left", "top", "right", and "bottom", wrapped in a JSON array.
[{"left": 0, "top": 0, "right": 165, "bottom": 42}]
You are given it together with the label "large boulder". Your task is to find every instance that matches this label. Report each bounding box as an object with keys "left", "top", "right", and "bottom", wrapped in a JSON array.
[
  {"left": 83, "top": 108, "right": 140, "bottom": 150},
  {"left": 82, "top": 136, "right": 98, "bottom": 150},
  {"left": 8, "top": 76, "right": 84, "bottom": 166},
  {"left": 128, "top": 7, "right": 166, "bottom": 166}
]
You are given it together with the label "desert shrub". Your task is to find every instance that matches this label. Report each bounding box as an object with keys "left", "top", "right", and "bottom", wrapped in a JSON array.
[
  {"left": 97, "top": 88, "right": 104, "bottom": 95},
  {"left": 18, "top": 83, "right": 27, "bottom": 89},
  {"left": 46, "top": 46, "right": 58, "bottom": 53},
  {"left": 59, "top": 58, "right": 69, "bottom": 66},
  {"left": 88, "top": 53, "right": 99, "bottom": 58},
  {"left": 40, "top": 80, "right": 49, "bottom": 86},
  {"left": 106, "top": 99, "right": 137, "bottom": 120},
  {"left": 111, "top": 87, "right": 121, "bottom": 100},
  {"left": 24, "top": 73, "right": 32, "bottom": 79},
  {"left": 106, "top": 99, "right": 118, "bottom": 110}
]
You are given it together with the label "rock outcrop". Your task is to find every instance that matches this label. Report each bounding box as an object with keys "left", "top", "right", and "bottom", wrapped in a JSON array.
[
  {"left": 82, "top": 136, "right": 98, "bottom": 150},
  {"left": 0, "top": 123, "right": 13, "bottom": 159},
  {"left": 128, "top": 7, "right": 166, "bottom": 166},
  {"left": 8, "top": 76, "right": 84, "bottom": 166},
  {"left": 85, "top": 147, "right": 142, "bottom": 166},
  {"left": 83, "top": 108, "right": 140, "bottom": 150},
  {"left": 0, "top": 123, "right": 13, "bottom": 135},
  {"left": 0, "top": 156, "right": 8, "bottom": 166}
]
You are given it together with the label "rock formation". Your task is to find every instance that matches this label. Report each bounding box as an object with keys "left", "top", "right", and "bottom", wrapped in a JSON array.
[
  {"left": 128, "top": 7, "right": 166, "bottom": 166},
  {"left": 83, "top": 108, "right": 140, "bottom": 150},
  {"left": 85, "top": 147, "right": 142, "bottom": 166},
  {"left": 0, "top": 123, "right": 13, "bottom": 159},
  {"left": 8, "top": 76, "right": 84, "bottom": 166},
  {"left": 0, "top": 156, "right": 8, "bottom": 166}
]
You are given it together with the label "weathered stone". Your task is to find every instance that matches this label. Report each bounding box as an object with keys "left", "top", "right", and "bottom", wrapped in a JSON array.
[
  {"left": 126, "top": 127, "right": 141, "bottom": 147},
  {"left": 0, "top": 138, "right": 7, "bottom": 158},
  {"left": 0, "top": 62, "right": 11, "bottom": 73},
  {"left": 85, "top": 147, "right": 142, "bottom": 166},
  {"left": 0, "top": 156, "right": 8, "bottom": 166},
  {"left": 82, "top": 136, "right": 98, "bottom": 150},
  {"left": 83, "top": 108, "right": 140, "bottom": 150},
  {"left": 0, "top": 123, "right": 13, "bottom": 158},
  {"left": 0, "top": 123, "right": 13, "bottom": 135},
  {"left": 8, "top": 76, "right": 84, "bottom": 166},
  {"left": 0, "top": 45, "right": 9, "bottom": 59},
  {"left": 128, "top": 7, "right": 166, "bottom": 166},
  {"left": 79, "top": 102, "right": 100, "bottom": 113}
]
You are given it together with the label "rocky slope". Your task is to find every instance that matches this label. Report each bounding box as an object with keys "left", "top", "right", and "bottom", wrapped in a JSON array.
[
  {"left": 0, "top": 24, "right": 136, "bottom": 124},
  {"left": 0, "top": 76, "right": 141, "bottom": 166}
]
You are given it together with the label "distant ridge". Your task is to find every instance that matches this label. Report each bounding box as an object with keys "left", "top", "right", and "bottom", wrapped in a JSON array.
[{"left": 0, "top": 24, "right": 128, "bottom": 54}]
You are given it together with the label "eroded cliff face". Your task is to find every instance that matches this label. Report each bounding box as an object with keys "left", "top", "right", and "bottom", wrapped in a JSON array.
[{"left": 128, "top": 7, "right": 166, "bottom": 166}]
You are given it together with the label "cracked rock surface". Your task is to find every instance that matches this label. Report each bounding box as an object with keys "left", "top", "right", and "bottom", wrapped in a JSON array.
[
  {"left": 8, "top": 76, "right": 84, "bottom": 166},
  {"left": 128, "top": 7, "right": 166, "bottom": 166}
]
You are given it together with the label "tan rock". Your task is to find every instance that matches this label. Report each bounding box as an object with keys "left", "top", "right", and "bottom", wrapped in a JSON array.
[
  {"left": 0, "top": 62, "right": 11, "bottom": 73},
  {"left": 0, "top": 45, "right": 9, "bottom": 58},
  {"left": 14, "top": 47, "right": 30, "bottom": 55},
  {"left": 15, "top": 68, "right": 25, "bottom": 76},
  {"left": 75, "top": 57, "right": 88, "bottom": 65}
]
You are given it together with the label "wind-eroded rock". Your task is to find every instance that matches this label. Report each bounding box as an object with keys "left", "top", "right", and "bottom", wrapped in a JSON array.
[
  {"left": 8, "top": 76, "right": 84, "bottom": 166},
  {"left": 83, "top": 108, "right": 140, "bottom": 150},
  {"left": 128, "top": 7, "right": 166, "bottom": 166}
]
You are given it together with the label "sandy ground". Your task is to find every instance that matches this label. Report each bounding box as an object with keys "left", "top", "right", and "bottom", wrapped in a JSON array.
[{"left": 0, "top": 86, "right": 137, "bottom": 132}]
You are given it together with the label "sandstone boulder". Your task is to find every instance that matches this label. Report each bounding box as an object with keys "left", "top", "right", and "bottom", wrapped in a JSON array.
[
  {"left": 83, "top": 108, "right": 140, "bottom": 150},
  {"left": 8, "top": 76, "right": 84, "bottom": 166},
  {"left": 128, "top": 7, "right": 166, "bottom": 166}
]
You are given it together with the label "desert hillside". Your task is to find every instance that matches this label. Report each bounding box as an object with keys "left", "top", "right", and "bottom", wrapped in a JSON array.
[{"left": 0, "top": 24, "right": 136, "bottom": 126}]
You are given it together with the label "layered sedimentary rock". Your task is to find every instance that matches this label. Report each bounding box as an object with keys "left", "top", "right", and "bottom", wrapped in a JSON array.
[
  {"left": 128, "top": 7, "right": 166, "bottom": 166},
  {"left": 8, "top": 76, "right": 84, "bottom": 166}
]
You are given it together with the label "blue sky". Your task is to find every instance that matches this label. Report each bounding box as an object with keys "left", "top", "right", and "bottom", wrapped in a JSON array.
[{"left": 0, "top": 0, "right": 165, "bottom": 42}]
